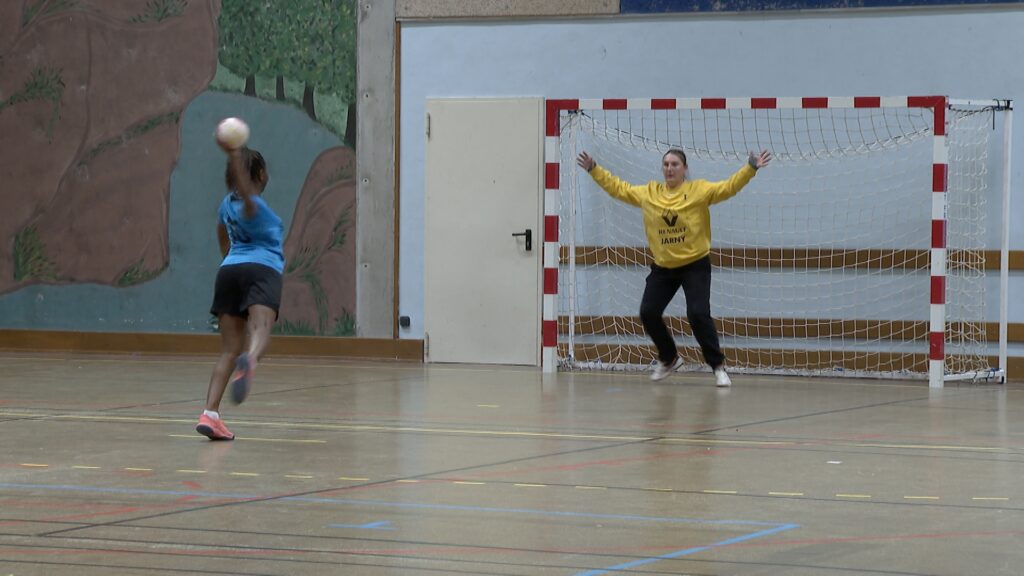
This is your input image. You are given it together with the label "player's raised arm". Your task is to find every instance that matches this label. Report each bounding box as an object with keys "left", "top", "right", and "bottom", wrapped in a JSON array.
[
  {"left": 224, "top": 148, "right": 260, "bottom": 219},
  {"left": 216, "top": 118, "right": 259, "bottom": 219}
]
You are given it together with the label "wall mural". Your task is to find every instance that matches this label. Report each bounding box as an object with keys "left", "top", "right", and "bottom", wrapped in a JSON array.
[{"left": 0, "top": 0, "right": 358, "bottom": 336}]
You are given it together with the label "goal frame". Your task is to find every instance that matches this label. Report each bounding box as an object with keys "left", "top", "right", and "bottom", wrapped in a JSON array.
[{"left": 541, "top": 96, "right": 1012, "bottom": 387}]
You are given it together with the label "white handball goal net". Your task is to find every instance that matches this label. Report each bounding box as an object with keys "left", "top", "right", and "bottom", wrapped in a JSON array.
[{"left": 551, "top": 97, "right": 1010, "bottom": 383}]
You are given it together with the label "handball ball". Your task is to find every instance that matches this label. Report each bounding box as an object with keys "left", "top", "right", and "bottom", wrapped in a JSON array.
[{"left": 216, "top": 117, "right": 250, "bottom": 149}]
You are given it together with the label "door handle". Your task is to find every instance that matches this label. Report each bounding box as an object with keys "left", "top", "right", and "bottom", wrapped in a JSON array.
[{"left": 512, "top": 229, "right": 532, "bottom": 251}]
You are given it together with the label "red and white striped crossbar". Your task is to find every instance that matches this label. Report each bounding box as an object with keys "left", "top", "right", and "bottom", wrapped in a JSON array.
[{"left": 542, "top": 96, "right": 949, "bottom": 386}]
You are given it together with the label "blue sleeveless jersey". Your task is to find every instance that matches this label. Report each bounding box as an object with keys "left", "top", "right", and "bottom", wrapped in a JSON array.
[{"left": 218, "top": 193, "right": 285, "bottom": 273}]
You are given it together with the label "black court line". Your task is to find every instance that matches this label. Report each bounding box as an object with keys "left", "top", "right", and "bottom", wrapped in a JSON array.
[
  {"left": 15, "top": 530, "right": 948, "bottom": 576},
  {"left": 35, "top": 435, "right": 657, "bottom": 537},
  {"left": 20, "top": 391, "right": 1024, "bottom": 540},
  {"left": 0, "top": 558, "right": 278, "bottom": 576},
  {"left": 9, "top": 390, "right": 1010, "bottom": 449},
  {"left": 2, "top": 532, "right": 696, "bottom": 573},
  {"left": 692, "top": 391, "right": 956, "bottom": 434},
  {"left": 0, "top": 553, "right": 547, "bottom": 576},
  {"left": 12, "top": 524, "right": 950, "bottom": 573}
]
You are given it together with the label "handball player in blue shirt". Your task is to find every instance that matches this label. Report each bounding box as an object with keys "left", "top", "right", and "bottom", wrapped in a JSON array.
[{"left": 196, "top": 139, "right": 284, "bottom": 441}]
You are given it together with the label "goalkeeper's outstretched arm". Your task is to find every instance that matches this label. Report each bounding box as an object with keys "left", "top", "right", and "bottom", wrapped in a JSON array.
[
  {"left": 576, "top": 151, "right": 647, "bottom": 207},
  {"left": 706, "top": 150, "right": 774, "bottom": 205}
]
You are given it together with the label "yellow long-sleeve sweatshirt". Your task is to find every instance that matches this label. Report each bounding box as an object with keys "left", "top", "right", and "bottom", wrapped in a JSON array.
[{"left": 588, "top": 163, "right": 757, "bottom": 268}]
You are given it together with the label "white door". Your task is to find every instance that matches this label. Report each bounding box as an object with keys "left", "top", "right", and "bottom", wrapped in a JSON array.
[{"left": 424, "top": 98, "right": 542, "bottom": 365}]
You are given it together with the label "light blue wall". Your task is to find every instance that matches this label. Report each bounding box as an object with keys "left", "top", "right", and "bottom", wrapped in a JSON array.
[
  {"left": 621, "top": 0, "right": 1024, "bottom": 11},
  {"left": 400, "top": 7, "right": 1024, "bottom": 340}
]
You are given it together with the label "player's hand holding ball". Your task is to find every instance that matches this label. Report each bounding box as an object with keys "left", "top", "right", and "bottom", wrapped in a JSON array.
[{"left": 215, "top": 117, "right": 250, "bottom": 151}]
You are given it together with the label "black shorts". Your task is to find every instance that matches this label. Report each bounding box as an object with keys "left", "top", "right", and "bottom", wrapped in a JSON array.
[{"left": 210, "top": 263, "right": 283, "bottom": 319}]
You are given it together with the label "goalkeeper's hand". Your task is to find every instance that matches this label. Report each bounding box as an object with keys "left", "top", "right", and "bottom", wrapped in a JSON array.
[
  {"left": 748, "top": 150, "right": 772, "bottom": 170},
  {"left": 576, "top": 151, "right": 597, "bottom": 172}
]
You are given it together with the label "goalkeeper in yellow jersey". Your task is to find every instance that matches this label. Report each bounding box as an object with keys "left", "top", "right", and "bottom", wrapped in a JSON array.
[{"left": 576, "top": 148, "right": 772, "bottom": 386}]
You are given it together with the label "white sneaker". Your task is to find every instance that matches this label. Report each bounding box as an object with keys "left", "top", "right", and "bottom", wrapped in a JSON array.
[
  {"left": 714, "top": 367, "right": 732, "bottom": 387},
  {"left": 651, "top": 356, "right": 684, "bottom": 381}
]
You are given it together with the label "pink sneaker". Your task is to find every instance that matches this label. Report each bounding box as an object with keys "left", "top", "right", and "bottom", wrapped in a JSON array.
[{"left": 195, "top": 414, "right": 235, "bottom": 441}]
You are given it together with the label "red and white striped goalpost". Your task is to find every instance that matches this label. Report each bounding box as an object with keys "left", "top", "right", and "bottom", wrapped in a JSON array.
[{"left": 541, "top": 96, "right": 1002, "bottom": 388}]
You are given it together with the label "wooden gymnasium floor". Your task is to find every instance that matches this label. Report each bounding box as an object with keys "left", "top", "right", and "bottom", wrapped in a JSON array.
[{"left": 0, "top": 352, "right": 1021, "bottom": 575}]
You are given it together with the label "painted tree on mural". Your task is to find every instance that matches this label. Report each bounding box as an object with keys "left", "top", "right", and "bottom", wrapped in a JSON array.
[
  {"left": 217, "top": 1, "right": 271, "bottom": 96},
  {"left": 218, "top": 0, "right": 356, "bottom": 147}
]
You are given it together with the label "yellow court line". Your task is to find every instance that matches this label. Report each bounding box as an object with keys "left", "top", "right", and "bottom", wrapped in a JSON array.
[
  {"left": 3, "top": 458, "right": 1010, "bottom": 503},
  {"left": 14, "top": 413, "right": 650, "bottom": 442},
  {"left": 218, "top": 423, "right": 647, "bottom": 442},
  {"left": 17, "top": 411, "right": 1022, "bottom": 453},
  {"left": 853, "top": 442, "right": 1012, "bottom": 453},
  {"left": 167, "top": 434, "right": 325, "bottom": 444},
  {"left": 237, "top": 437, "right": 326, "bottom": 444},
  {"left": 661, "top": 438, "right": 793, "bottom": 446},
  {"left": 65, "top": 416, "right": 197, "bottom": 424},
  {"left": 663, "top": 437, "right": 1016, "bottom": 453}
]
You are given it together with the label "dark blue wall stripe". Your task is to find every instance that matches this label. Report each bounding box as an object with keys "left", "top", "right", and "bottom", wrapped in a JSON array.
[{"left": 621, "top": 0, "right": 1024, "bottom": 14}]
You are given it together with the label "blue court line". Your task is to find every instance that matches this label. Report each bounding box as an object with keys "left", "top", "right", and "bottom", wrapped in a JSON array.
[
  {"left": 575, "top": 522, "right": 799, "bottom": 576},
  {"left": 329, "top": 520, "right": 394, "bottom": 530}
]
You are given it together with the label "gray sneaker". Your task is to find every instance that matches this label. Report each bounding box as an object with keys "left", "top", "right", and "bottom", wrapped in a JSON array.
[
  {"left": 714, "top": 367, "right": 732, "bottom": 387},
  {"left": 651, "top": 356, "right": 684, "bottom": 381}
]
